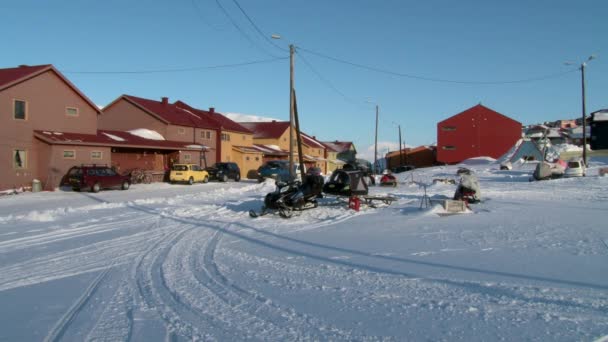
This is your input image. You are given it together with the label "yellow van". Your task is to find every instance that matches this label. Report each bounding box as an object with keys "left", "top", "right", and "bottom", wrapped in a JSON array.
[{"left": 170, "top": 164, "right": 209, "bottom": 185}]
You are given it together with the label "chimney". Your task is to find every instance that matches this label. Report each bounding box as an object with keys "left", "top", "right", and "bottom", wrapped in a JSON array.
[
  {"left": 209, "top": 107, "right": 215, "bottom": 114},
  {"left": 272, "top": 120, "right": 276, "bottom": 123},
  {"left": 161, "top": 97, "right": 169, "bottom": 105}
]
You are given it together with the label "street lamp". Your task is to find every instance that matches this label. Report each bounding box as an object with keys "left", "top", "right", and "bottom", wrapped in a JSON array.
[
  {"left": 272, "top": 34, "right": 296, "bottom": 179},
  {"left": 565, "top": 54, "right": 596, "bottom": 167}
]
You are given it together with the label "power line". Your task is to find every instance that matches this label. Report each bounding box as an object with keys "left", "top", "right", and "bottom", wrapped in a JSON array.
[
  {"left": 214, "top": 0, "right": 281, "bottom": 58},
  {"left": 61, "top": 57, "right": 287, "bottom": 74},
  {"left": 299, "top": 47, "right": 579, "bottom": 85},
  {"left": 297, "top": 51, "right": 365, "bottom": 107},
  {"left": 229, "top": 0, "right": 288, "bottom": 53}
]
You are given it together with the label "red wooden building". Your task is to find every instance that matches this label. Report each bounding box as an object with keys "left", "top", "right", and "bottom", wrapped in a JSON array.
[{"left": 437, "top": 104, "right": 522, "bottom": 164}]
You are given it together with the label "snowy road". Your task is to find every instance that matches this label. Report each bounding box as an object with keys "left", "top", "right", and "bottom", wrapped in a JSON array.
[{"left": 1, "top": 161, "right": 607, "bottom": 341}]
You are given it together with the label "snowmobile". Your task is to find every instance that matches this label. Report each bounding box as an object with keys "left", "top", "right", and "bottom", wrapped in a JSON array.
[
  {"left": 323, "top": 169, "right": 369, "bottom": 197},
  {"left": 249, "top": 173, "right": 325, "bottom": 218},
  {"left": 453, "top": 168, "right": 481, "bottom": 204},
  {"left": 379, "top": 170, "right": 397, "bottom": 187}
]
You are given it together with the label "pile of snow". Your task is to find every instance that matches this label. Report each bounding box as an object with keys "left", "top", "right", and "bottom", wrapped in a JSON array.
[
  {"left": 102, "top": 132, "right": 126, "bottom": 141},
  {"left": 128, "top": 128, "right": 165, "bottom": 140},
  {"left": 458, "top": 156, "right": 496, "bottom": 165}
]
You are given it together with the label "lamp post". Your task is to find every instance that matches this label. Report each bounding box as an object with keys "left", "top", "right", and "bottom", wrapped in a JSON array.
[
  {"left": 565, "top": 54, "right": 596, "bottom": 167},
  {"left": 272, "top": 34, "right": 296, "bottom": 179}
]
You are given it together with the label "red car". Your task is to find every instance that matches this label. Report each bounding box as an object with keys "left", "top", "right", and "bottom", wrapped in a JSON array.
[{"left": 67, "top": 165, "right": 131, "bottom": 193}]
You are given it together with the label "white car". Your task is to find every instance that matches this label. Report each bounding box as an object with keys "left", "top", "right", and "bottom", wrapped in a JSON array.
[{"left": 564, "top": 158, "right": 586, "bottom": 178}]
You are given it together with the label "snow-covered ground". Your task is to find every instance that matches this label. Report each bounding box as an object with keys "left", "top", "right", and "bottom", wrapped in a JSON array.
[{"left": 1, "top": 158, "right": 607, "bottom": 341}]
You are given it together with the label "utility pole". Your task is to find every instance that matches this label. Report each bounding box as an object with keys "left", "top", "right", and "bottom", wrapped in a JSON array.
[
  {"left": 374, "top": 104, "right": 378, "bottom": 174},
  {"left": 565, "top": 54, "right": 595, "bottom": 168},
  {"left": 398, "top": 124, "right": 403, "bottom": 166},
  {"left": 581, "top": 62, "right": 588, "bottom": 166},
  {"left": 289, "top": 44, "right": 295, "bottom": 179}
]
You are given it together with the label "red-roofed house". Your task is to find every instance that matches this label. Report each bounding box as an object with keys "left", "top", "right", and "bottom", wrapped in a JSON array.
[
  {"left": 0, "top": 64, "right": 207, "bottom": 191},
  {"left": 437, "top": 104, "right": 522, "bottom": 164},
  {"left": 321, "top": 141, "right": 357, "bottom": 164},
  {"left": 0, "top": 64, "right": 103, "bottom": 190},
  {"left": 100, "top": 96, "right": 262, "bottom": 178}
]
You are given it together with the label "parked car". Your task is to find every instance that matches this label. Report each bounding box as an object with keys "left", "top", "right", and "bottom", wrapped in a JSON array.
[
  {"left": 257, "top": 160, "right": 302, "bottom": 183},
  {"left": 564, "top": 158, "right": 586, "bottom": 178},
  {"left": 67, "top": 164, "right": 130, "bottom": 193},
  {"left": 170, "top": 164, "right": 209, "bottom": 184},
  {"left": 205, "top": 162, "right": 241, "bottom": 182}
]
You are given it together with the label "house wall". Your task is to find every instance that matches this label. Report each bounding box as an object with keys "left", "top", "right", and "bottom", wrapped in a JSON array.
[
  {"left": 302, "top": 143, "right": 326, "bottom": 174},
  {"left": 0, "top": 70, "right": 99, "bottom": 190},
  {"left": 238, "top": 150, "right": 263, "bottom": 179},
  {"left": 49, "top": 144, "right": 112, "bottom": 189},
  {"left": 98, "top": 99, "right": 166, "bottom": 135},
  {"left": 99, "top": 99, "right": 217, "bottom": 168},
  {"left": 437, "top": 106, "right": 521, "bottom": 164},
  {"left": 325, "top": 151, "right": 340, "bottom": 174},
  {"left": 387, "top": 148, "right": 436, "bottom": 169},
  {"left": 254, "top": 129, "right": 290, "bottom": 151}
]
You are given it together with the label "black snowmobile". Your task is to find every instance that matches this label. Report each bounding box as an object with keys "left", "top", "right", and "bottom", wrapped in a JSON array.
[{"left": 249, "top": 173, "right": 325, "bottom": 218}]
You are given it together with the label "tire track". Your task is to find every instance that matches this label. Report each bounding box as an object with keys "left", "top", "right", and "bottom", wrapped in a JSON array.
[
  {"left": 133, "top": 224, "right": 245, "bottom": 341},
  {"left": 192, "top": 225, "right": 361, "bottom": 340},
  {"left": 43, "top": 267, "right": 112, "bottom": 342}
]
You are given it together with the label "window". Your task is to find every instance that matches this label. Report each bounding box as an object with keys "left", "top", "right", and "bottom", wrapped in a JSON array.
[
  {"left": 442, "top": 126, "right": 456, "bottom": 131},
  {"left": 221, "top": 133, "right": 231, "bottom": 141},
  {"left": 178, "top": 127, "right": 186, "bottom": 135},
  {"left": 66, "top": 107, "right": 79, "bottom": 117},
  {"left": 200, "top": 131, "right": 212, "bottom": 139},
  {"left": 255, "top": 156, "right": 259, "bottom": 161},
  {"left": 63, "top": 150, "right": 76, "bottom": 159},
  {"left": 13, "top": 149, "right": 27, "bottom": 169},
  {"left": 442, "top": 145, "right": 456, "bottom": 150},
  {"left": 184, "top": 154, "right": 191, "bottom": 161},
  {"left": 91, "top": 151, "right": 102, "bottom": 159},
  {"left": 246, "top": 156, "right": 250, "bottom": 161},
  {"left": 243, "top": 135, "right": 246, "bottom": 141},
  {"left": 14, "top": 100, "right": 26, "bottom": 120}
]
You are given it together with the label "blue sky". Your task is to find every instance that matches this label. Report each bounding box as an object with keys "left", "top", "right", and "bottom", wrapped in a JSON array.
[{"left": 2, "top": 0, "right": 606, "bottom": 161}]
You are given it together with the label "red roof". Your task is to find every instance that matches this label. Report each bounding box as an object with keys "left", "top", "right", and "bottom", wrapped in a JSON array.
[
  {"left": 240, "top": 121, "right": 290, "bottom": 139},
  {"left": 0, "top": 64, "right": 100, "bottom": 114},
  {"left": 0, "top": 64, "right": 51, "bottom": 89},
  {"left": 34, "top": 130, "right": 208, "bottom": 151},
  {"left": 252, "top": 144, "right": 289, "bottom": 155},
  {"left": 321, "top": 141, "right": 353, "bottom": 153},
  {"left": 174, "top": 101, "right": 251, "bottom": 134},
  {"left": 439, "top": 104, "right": 521, "bottom": 126},
  {"left": 114, "top": 95, "right": 219, "bottom": 130},
  {"left": 205, "top": 112, "right": 252, "bottom": 134},
  {"left": 301, "top": 133, "right": 325, "bottom": 149}
]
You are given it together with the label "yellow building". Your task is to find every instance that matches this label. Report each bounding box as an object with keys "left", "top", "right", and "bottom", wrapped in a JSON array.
[{"left": 241, "top": 121, "right": 332, "bottom": 174}]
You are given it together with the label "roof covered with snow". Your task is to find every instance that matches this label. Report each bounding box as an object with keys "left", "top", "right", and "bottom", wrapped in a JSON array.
[
  {"left": 321, "top": 141, "right": 354, "bottom": 153},
  {"left": 34, "top": 129, "right": 207, "bottom": 151}
]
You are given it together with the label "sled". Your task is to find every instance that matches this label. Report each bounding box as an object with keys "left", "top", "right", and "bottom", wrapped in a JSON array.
[{"left": 362, "top": 195, "right": 398, "bottom": 206}]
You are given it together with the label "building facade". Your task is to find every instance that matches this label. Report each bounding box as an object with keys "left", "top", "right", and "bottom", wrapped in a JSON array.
[{"left": 437, "top": 104, "right": 521, "bottom": 164}]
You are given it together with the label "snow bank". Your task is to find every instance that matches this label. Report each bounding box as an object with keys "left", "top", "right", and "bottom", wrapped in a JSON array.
[{"left": 128, "top": 128, "right": 165, "bottom": 140}]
